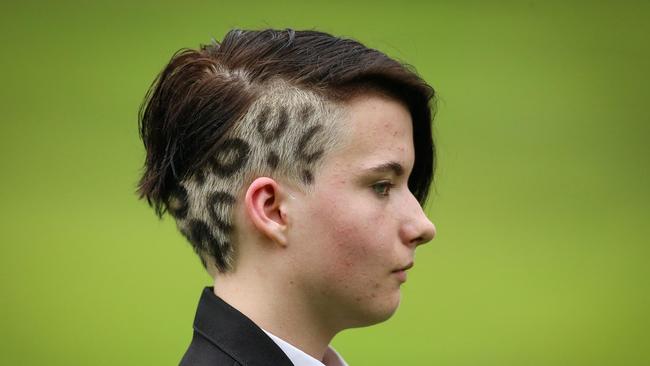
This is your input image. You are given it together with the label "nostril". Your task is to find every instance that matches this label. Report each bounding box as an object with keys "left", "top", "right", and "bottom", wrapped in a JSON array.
[
  {"left": 416, "top": 222, "right": 435, "bottom": 246},
  {"left": 411, "top": 236, "right": 425, "bottom": 246},
  {"left": 412, "top": 235, "right": 430, "bottom": 247}
]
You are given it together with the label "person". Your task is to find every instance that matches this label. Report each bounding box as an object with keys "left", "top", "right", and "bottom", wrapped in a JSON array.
[{"left": 137, "top": 28, "right": 438, "bottom": 366}]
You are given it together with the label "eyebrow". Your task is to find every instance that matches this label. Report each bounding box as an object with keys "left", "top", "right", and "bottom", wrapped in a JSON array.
[{"left": 363, "top": 161, "right": 405, "bottom": 177}]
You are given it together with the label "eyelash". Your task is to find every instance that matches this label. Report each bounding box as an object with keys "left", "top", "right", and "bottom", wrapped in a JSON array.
[{"left": 371, "top": 181, "right": 395, "bottom": 197}]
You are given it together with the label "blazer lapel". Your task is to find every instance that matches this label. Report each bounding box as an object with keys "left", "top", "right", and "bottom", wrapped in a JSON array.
[{"left": 192, "top": 286, "right": 294, "bottom": 366}]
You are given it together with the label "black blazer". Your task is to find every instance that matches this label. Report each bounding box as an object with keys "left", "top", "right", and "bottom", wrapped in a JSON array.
[{"left": 179, "top": 287, "right": 295, "bottom": 366}]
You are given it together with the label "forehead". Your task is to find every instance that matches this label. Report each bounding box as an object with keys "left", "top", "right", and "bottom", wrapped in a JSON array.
[
  {"left": 328, "top": 94, "right": 415, "bottom": 173},
  {"left": 316, "top": 95, "right": 414, "bottom": 186}
]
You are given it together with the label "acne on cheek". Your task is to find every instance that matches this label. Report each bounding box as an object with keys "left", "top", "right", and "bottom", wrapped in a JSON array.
[{"left": 320, "top": 224, "right": 363, "bottom": 273}]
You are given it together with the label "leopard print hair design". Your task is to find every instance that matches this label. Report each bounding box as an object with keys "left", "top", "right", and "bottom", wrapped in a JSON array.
[{"left": 166, "top": 82, "right": 348, "bottom": 273}]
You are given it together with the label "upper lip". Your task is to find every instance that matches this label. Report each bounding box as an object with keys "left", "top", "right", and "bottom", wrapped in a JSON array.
[{"left": 394, "top": 261, "right": 414, "bottom": 272}]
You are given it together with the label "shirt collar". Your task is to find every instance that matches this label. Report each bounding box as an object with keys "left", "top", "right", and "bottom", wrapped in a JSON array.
[{"left": 262, "top": 328, "right": 349, "bottom": 366}]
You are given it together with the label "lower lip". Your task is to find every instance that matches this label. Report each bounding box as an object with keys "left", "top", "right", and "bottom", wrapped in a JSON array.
[{"left": 393, "top": 270, "right": 407, "bottom": 282}]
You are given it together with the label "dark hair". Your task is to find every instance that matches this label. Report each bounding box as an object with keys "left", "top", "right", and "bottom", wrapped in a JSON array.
[{"left": 138, "top": 28, "right": 436, "bottom": 219}]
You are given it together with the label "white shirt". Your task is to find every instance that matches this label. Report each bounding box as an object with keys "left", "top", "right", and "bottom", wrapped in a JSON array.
[{"left": 262, "top": 328, "right": 349, "bottom": 366}]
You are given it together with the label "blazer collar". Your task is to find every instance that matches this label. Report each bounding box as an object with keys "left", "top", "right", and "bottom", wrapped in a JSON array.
[{"left": 193, "top": 286, "right": 294, "bottom": 366}]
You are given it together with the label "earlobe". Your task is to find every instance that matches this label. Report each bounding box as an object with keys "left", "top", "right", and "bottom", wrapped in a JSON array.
[{"left": 244, "top": 177, "right": 289, "bottom": 246}]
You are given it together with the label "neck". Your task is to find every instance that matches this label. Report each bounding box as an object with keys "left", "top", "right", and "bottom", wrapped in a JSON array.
[{"left": 213, "top": 263, "right": 339, "bottom": 362}]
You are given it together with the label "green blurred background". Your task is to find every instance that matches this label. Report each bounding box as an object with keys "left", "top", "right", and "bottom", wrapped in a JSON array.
[{"left": 1, "top": 0, "right": 648, "bottom": 365}]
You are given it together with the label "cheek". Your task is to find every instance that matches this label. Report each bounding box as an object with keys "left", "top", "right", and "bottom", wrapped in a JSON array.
[
  {"left": 319, "top": 209, "right": 402, "bottom": 324},
  {"left": 312, "top": 195, "right": 390, "bottom": 276}
]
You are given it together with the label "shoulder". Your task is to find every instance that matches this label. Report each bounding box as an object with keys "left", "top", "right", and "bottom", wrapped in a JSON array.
[{"left": 179, "top": 330, "right": 241, "bottom": 366}]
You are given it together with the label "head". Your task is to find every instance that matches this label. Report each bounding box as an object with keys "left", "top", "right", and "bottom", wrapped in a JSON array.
[{"left": 138, "top": 29, "right": 437, "bottom": 326}]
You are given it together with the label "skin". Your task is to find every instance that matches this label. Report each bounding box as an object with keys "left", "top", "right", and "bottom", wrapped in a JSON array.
[{"left": 213, "top": 92, "right": 436, "bottom": 362}]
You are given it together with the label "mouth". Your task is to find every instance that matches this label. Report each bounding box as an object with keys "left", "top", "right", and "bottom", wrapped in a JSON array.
[
  {"left": 391, "top": 261, "right": 413, "bottom": 283},
  {"left": 393, "top": 261, "right": 414, "bottom": 272}
]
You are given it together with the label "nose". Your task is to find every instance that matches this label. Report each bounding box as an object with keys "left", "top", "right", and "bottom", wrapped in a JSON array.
[{"left": 399, "top": 193, "right": 437, "bottom": 247}]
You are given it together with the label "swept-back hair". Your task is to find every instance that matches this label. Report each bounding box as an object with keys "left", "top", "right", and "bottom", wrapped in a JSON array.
[{"left": 137, "top": 28, "right": 437, "bottom": 272}]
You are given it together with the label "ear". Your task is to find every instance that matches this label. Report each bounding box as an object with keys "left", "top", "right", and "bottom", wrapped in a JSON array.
[{"left": 244, "top": 177, "right": 289, "bottom": 246}]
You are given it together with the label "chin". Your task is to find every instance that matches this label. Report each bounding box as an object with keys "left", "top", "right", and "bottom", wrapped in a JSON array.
[{"left": 347, "top": 291, "right": 402, "bottom": 328}]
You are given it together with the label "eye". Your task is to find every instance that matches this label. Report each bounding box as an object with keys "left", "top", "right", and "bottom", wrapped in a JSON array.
[{"left": 371, "top": 181, "right": 394, "bottom": 197}]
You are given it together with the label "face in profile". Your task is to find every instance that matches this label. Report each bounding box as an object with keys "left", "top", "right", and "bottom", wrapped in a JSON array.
[{"left": 285, "top": 93, "right": 437, "bottom": 329}]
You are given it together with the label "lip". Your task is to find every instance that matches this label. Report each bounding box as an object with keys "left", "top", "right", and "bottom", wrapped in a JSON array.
[
  {"left": 393, "top": 270, "right": 407, "bottom": 282},
  {"left": 392, "top": 261, "right": 413, "bottom": 283},
  {"left": 394, "top": 261, "right": 414, "bottom": 272}
]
